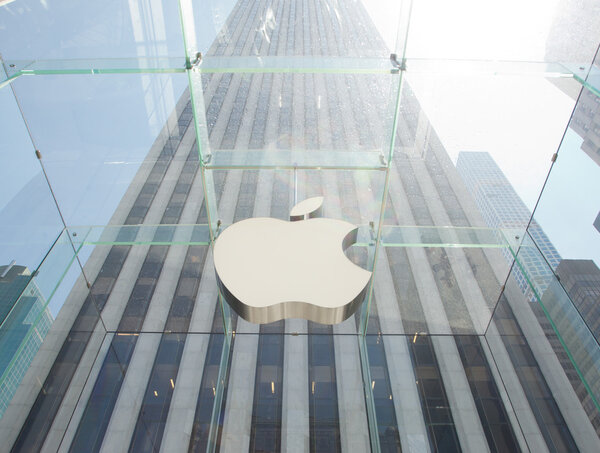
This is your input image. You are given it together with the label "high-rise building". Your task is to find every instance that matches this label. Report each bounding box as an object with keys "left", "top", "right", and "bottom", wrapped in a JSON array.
[
  {"left": 457, "top": 151, "right": 600, "bottom": 435},
  {"left": 0, "top": 263, "right": 30, "bottom": 324},
  {"left": 541, "top": 259, "right": 600, "bottom": 432},
  {"left": 456, "top": 151, "right": 562, "bottom": 297},
  {"left": 571, "top": 88, "right": 600, "bottom": 167},
  {"left": 0, "top": 264, "right": 53, "bottom": 418},
  {"left": 556, "top": 260, "right": 600, "bottom": 340},
  {"left": 0, "top": 1, "right": 599, "bottom": 452}
]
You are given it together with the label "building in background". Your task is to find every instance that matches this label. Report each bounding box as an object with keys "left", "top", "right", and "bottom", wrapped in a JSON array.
[
  {"left": 457, "top": 151, "right": 600, "bottom": 435},
  {"left": 456, "top": 151, "right": 561, "bottom": 297},
  {"left": 0, "top": 1, "right": 598, "bottom": 452},
  {"left": 541, "top": 259, "right": 600, "bottom": 432},
  {"left": 0, "top": 264, "right": 52, "bottom": 418}
]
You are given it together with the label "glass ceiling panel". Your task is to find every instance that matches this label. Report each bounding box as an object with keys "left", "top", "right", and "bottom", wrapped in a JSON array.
[
  {"left": 189, "top": 70, "right": 400, "bottom": 167},
  {"left": 405, "top": 0, "right": 600, "bottom": 66},
  {"left": 0, "top": 0, "right": 185, "bottom": 60},
  {"left": 0, "top": 74, "right": 64, "bottom": 273},
  {"left": 531, "top": 85, "right": 600, "bottom": 274},
  {"left": 9, "top": 73, "right": 188, "bottom": 227},
  {"left": 397, "top": 72, "right": 577, "bottom": 214},
  {"left": 1, "top": 58, "right": 186, "bottom": 76},
  {"left": 180, "top": 0, "right": 402, "bottom": 58}
]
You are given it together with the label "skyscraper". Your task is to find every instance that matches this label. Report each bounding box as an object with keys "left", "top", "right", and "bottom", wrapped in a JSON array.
[
  {"left": 0, "top": 1, "right": 598, "bottom": 452},
  {"left": 0, "top": 264, "right": 52, "bottom": 418},
  {"left": 456, "top": 151, "right": 562, "bottom": 298},
  {"left": 541, "top": 259, "right": 600, "bottom": 432}
]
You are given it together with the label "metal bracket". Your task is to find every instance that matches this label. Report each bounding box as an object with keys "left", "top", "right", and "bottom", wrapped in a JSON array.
[
  {"left": 369, "top": 221, "right": 376, "bottom": 242},
  {"left": 390, "top": 53, "right": 406, "bottom": 72},
  {"left": 191, "top": 52, "right": 202, "bottom": 71}
]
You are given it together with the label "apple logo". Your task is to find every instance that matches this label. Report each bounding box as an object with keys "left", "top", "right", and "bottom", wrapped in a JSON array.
[{"left": 213, "top": 197, "right": 372, "bottom": 324}]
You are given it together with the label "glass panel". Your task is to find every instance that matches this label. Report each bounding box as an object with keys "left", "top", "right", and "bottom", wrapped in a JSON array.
[
  {"left": 211, "top": 330, "right": 369, "bottom": 452},
  {"left": 0, "top": 1, "right": 185, "bottom": 60},
  {"left": 188, "top": 70, "right": 400, "bottom": 167},
  {"left": 399, "top": 73, "right": 576, "bottom": 218},
  {"left": 68, "top": 224, "right": 211, "bottom": 246},
  {"left": 1, "top": 258, "right": 105, "bottom": 450},
  {"left": 180, "top": 0, "right": 402, "bottom": 59},
  {"left": 405, "top": 0, "right": 600, "bottom": 66},
  {"left": 204, "top": 168, "right": 386, "bottom": 228},
  {"left": 0, "top": 78, "right": 64, "bottom": 274},
  {"left": 583, "top": 48, "right": 600, "bottom": 95},
  {"left": 3, "top": 57, "right": 186, "bottom": 75},
  {"left": 455, "top": 335, "right": 520, "bottom": 453},
  {"left": 198, "top": 56, "right": 396, "bottom": 74},
  {"left": 10, "top": 73, "right": 188, "bottom": 227},
  {"left": 362, "top": 332, "right": 400, "bottom": 451},
  {"left": 487, "top": 263, "right": 599, "bottom": 451},
  {"left": 71, "top": 242, "right": 213, "bottom": 333},
  {"left": 512, "top": 232, "right": 600, "bottom": 432},
  {"left": 530, "top": 87, "right": 600, "bottom": 275},
  {"left": 1, "top": 1, "right": 599, "bottom": 452},
  {"left": 406, "top": 60, "right": 575, "bottom": 78},
  {"left": 206, "top": 150, "right": 385, "bottom": 170},
  {"left": 381, "top": 226, "right": 511, "bottom": 248},
  {"left": 0, "top": 230, "right": 81, "bottom": 419}
]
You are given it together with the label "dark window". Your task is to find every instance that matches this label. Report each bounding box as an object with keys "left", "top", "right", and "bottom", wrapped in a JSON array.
[
  {"left": 409, "top": 336, "right": 461, "bottom": 453},
  {"left": 308, "top": 323, "right": 341, "bottom": 453},
  {"left": 129, "top": 334, "right": 187, "bottom": 452},
  {"left": 455, "top": 335, "right": 520, "bottom": 453},
  {"left": 249, "top": 321, "right": 284, "bottom": 453},
  {"left": 493, "top": 298, "right": 578, "bottom": 452}
]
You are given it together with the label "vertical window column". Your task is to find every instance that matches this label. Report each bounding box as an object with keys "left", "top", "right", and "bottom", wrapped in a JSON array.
[
  {"left": 409, "top": 335, "right": 461, "bottom": 452},
  {"left": 249, "top": 321, "right": 285, "bottom": 453},
  {"left": 308, "top": 323, "right": 341, "bottom": 453}
]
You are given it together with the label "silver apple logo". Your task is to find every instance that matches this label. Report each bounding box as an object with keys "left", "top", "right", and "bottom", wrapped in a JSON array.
[{"left": 213, "top": 197, "right": 372, "bottom": 324}]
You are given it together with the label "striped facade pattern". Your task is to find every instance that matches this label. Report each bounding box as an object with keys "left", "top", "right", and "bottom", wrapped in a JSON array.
[{"left": 1, "top": 0, "right": 598, "bottom": 452}]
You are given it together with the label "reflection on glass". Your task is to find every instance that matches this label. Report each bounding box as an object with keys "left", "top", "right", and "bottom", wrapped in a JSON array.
[
  {"left": 0, "top": 229, "right": 81, "bottom": 420},
  {"left": 191, "top": 71, "right": 399, "bottom": 164},
  {"left": 0, "top": 84, "right": 64, "bottom": 272},
  {"left": 0, "top": 0, "right": 184, "bottom": 60},
  {"left": 532, "top": 90, "right": 600, "bottom": 275},
  {"left": 10, "top": 73, "right": 188, "bottom": 227},
  {"left": 491, "top": 293, "right": 579, "bottom": 452},
  {"left": 406, "top": 0, "right": 599, "bottom": 64},
  {"left": 0, "top": 0, "right": 598, "bottom": 450}
]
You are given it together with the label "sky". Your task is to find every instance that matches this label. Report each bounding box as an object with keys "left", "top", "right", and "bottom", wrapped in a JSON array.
[{"left": 364, "top": 0, "right": 599, "bottom": 268}]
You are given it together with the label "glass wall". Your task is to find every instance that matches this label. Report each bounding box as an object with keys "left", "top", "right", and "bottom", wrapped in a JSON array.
[{"left": 1, "top": 0, "right": 599, "bottom": 452}]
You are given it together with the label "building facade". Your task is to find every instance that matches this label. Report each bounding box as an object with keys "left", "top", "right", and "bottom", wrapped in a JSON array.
[
  {"left": 0, "top": 1, "right": 599, "bottom": 452},
  {"left": 456, "top": 151, "right": 562, "bottom": 298},
  {"left": 0, "top": 264, "right": 52, "bottom": 418}
]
